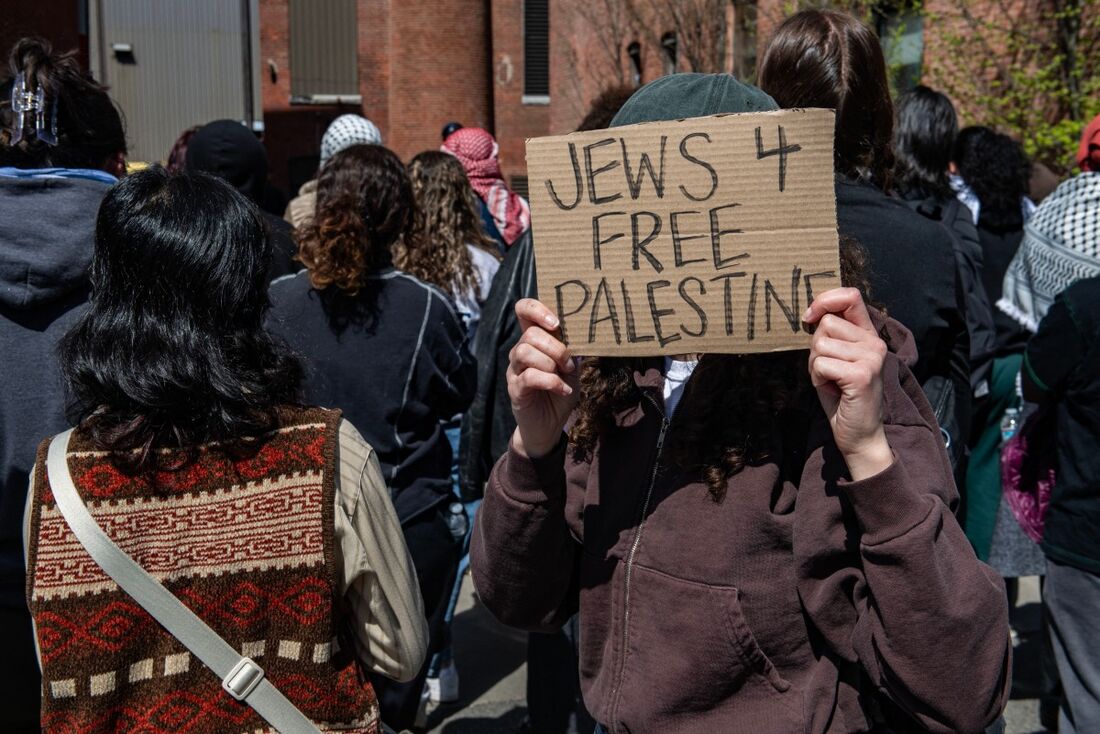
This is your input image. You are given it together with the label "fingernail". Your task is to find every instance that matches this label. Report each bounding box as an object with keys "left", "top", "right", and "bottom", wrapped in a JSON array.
[
  {"left": 801, "top": 307, "right": 812, "bottom": 321},
  {"left": 564, "top": 358, "right": 575, "bottom": 373},
  {"left": 562, "top": 384, "right": 573, "bottom": 396},
  {"left": 545, "top": 314, "right": 559, "bottom": 329}
]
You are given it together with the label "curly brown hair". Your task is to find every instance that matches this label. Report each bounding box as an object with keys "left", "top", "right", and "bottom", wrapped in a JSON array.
[
  {"left": 569, "top": 239, "right": 880, "bottom": 500},
  {"left": 396, "top": 151, "right": 501, "bottom": 298},
  {"left": 296, "top": 144, "right": 413, "bottom": 293}
]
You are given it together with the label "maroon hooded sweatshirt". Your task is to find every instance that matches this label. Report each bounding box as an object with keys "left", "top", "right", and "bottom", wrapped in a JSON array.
[{"left": 470, "top": 317, "right": 1010, "bottom": 733}]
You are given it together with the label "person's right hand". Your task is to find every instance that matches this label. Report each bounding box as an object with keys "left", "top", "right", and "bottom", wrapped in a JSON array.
[{"left": 508, "top": 298, "right": 581, "bottom": 458}]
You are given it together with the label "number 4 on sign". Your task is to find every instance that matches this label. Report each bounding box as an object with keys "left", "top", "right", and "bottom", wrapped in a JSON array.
[{"left": 755, "top": 125, "right": 801, "bottom": 192}]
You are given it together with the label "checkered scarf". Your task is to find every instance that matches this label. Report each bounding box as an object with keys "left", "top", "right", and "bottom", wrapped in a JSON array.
[
  {"left": 998, "top": 172, "right": 1100, "bottom": 331},
  {"left": 442, "top": 128, "right": 530, "bottom": 245}
]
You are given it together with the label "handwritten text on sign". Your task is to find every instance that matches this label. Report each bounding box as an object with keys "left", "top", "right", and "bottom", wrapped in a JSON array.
[{"left": 526, "top": 108, "right": 841, "bottom": 356}]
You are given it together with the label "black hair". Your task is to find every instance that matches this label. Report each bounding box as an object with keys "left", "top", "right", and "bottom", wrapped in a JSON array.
[
  {"left": 893, "top": 85, "right": 958, "bottom": 200},
  {"left": 0, "top": 37, "right": 126, "bottom": 170},
  {"left": 60, "top": 167, "right": 302, "bottom": 470},
  {"left": 954, "top": 126, "right": 1031, "bottom": 232}
]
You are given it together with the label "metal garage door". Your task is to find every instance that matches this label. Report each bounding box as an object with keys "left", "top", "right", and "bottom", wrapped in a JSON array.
[{"left": 89, "top": 0, "right": 261, "bottom": 165}]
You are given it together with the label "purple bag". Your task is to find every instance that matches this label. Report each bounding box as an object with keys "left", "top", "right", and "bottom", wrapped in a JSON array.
[{"left": 1000, "top": 405, "right": 1057, "bottom": 543}]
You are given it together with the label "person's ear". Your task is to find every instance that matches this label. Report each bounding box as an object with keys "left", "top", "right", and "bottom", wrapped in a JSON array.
[
  {"left": 947, "top": 161, "right": 958, "bottom": 175},
  {"left": 103, "top": 151, "right": 127, "bottom": 178}
]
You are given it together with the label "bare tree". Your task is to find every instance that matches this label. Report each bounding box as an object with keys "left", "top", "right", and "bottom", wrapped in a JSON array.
[{"left": 625, "top": 0, "right": 731, "bottom": 73}]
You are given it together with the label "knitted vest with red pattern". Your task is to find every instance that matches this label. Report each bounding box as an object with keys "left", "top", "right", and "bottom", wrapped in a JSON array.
[{"left": 26, "top": 406, "right": 381, "bottom": 734}]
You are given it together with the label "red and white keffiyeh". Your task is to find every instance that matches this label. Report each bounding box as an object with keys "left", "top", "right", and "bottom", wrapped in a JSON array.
[{"left": 442, "top": 128, "right": 530, "bottom": 245}]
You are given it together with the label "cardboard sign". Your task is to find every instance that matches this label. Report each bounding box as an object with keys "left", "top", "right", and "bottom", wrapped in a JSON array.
[{"left": 526, "top": 108, "right": 841, "bottom": 356}]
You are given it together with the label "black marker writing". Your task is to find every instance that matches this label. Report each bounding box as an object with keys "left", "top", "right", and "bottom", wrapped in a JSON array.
[{"left": 754, "top": 124, "right": 802, "bottom": 192}]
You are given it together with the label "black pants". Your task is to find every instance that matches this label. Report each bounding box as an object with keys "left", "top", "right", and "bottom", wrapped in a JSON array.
[
  {"left": 527, "top": 615, "right": 595, "bottom": 734},
  {"left": 0, "top": 602, "right": 41, "bottom": 733},
  {"left": 369, "top": 506, "right": 459, "bottom": 729}
]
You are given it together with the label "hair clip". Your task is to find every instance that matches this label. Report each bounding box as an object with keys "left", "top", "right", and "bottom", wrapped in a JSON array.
[{"left": 10, "top": 72, "right": 58, "bottom": 146}]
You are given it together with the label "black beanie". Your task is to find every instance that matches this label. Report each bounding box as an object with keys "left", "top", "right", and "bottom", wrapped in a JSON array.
[
  {"left": 610, "top": 73, "right": 778, "bottom": 128},
  {"left": 185, "top": 120, "right": 268, "bottom": 204}
]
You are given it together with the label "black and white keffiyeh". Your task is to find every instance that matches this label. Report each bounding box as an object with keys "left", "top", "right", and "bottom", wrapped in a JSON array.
[{"left": 998, "top": 172, "right": 1100, "bottom": 331}]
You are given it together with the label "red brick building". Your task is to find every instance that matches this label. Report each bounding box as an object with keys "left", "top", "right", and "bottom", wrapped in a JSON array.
[{"left": 1, "top": 1, "right": 1003, "bottom": 191}]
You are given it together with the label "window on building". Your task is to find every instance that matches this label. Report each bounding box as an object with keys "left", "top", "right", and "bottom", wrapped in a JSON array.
[
  {"left": 511, "top": 175, "right": 530, "bottom": 199},
  {"left": 876, "top": 3, "right": 924, "bottom": 92},
  {"left": 732, "top": 1, "right": 757, "bottom": 82},
  {"left": 288, "top": 0, "right": 359, "bottom": 102},
  {"left": 524, "top": 0, "right": 550, "bottom": 102},
  {"left": 661, "top": 33, "right": 677, "bottom": 76},
  {"left": 627, "top": 42, "right": 643, "bottom": 87}
]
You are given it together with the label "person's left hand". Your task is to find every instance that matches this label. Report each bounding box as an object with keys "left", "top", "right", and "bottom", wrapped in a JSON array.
[{"left": 803, "top": 287, "right": 894, "bottom": 481}]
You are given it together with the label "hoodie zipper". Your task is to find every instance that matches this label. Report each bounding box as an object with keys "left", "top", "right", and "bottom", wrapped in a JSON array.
[{"left": 607, "top": 393, "right": 668, "bottom": 732}]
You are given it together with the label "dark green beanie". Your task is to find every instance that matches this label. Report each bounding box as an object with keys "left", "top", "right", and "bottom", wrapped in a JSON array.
[{"left": 610, "top": 73, "right": 777, "bottom": 128}]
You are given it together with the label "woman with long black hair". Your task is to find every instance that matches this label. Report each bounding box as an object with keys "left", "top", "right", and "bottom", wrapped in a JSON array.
[{"left": 25, "top": 167, "right": 426, "bottom": 733}]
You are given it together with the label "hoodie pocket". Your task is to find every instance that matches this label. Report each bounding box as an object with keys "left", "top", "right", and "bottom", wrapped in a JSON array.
[{"left": 615, "top": 563, "right": 804, "bottom": 731}]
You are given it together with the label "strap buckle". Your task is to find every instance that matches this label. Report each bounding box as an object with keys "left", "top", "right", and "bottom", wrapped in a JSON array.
[{"left": 223, "top": 657, "right": 265, "bottom": 701}]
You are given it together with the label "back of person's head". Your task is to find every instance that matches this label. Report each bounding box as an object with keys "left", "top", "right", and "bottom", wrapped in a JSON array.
[
  {"left": 757, "top": 9, "right": 894, "bottom": 187},
  {"left": 954, "top": 126, "right": 1031, "bottom": 232},
  {"left": 320, "top": 114, "right": 382, "bottom": 166},
  {"left": 60, "top": 167, "right": 301, "bottom": 469},
  {"left": 298, "top": 144, "right": 412, "bottom": 292},
  {"left": 441, "top": 127, "right": 501, "bottom": 172},
  {"left": 576, "top": 86, "right": 636, "bottom": 132},
  {"left": 893, "top": 85, "right": 958, "bottom": 200},
  {"left": 0, "top": 37, "right": 126, "bottom": 172},
  {"left": 166, "top": 125, "right": 200, "bottom": 174},
  {"left": 398, "top": 150, "right": 498, "bottom": 296},
  {"left": 185, "top": 119, "right": 268, "bottom": 203}
]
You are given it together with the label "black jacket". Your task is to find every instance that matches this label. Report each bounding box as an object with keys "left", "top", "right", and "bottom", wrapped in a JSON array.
[
  {"left": 1026, "top": 277, "right": 1100, "bottom": 571},
  {"left": 837, "top": 178, "right": 971, "bottom": 466},
  {"left": 267, "top": 268, "right": 476, "bottom": 523},
  {"left": 459, "top": 231, "right": 536, "bottom": 501},
  {"left": 903, "top": 193, "right": 997, "bottom": 397},
  {"left": 977, "top": 225, "right": 1030, "bottom": 356}
]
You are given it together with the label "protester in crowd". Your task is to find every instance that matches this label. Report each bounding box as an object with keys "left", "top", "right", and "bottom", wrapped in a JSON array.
[
  {"left": 165, "top": 124, "right": 198, "bottom": 173},
  {"left": 458, "top": 90, "right": 632, "bottom": 734},
  {"left": 398, "top": 149, "right": 501, "bottom": 705},
  {"left": 284, "top": 113, "right": 382, "bottom": 230},
  {"left": 1000, "top": 113, "right": 1100, "bottom": 333},
  {"left": 23, "top": 167, "right": 425, "bottom": 733},
  {"left": 185, "top": 119, "right": 298, "bottom": 281},
  {"left": 471, "top": 71, "right": 1010, "bottom": 734},
  {"left": 0, "top": 37, "right": 126, "bottom": 734},
  {"left": 893, "top": 85, "right": 996, "bottom": 409},
  {"left": 1023, "top": 274, "right": 1100, "bottom": 734},
  {"left": 267, "top": 144, "right": 476, "bottom": 729},
  {"left": 441, "top": 127, "right": 529, "bottom": 247},
  {"left": 757, "top": 9, "right": 972, "bottom": 477},
  {"left": 400, "top": 150, "right": 501, "bottom": 339},
  {"left": 953, "top": 127, "right": 1047, "bottom": 580}
]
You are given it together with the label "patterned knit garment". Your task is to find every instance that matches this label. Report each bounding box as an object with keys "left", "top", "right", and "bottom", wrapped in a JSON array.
[{"left": 26, "top": 407, "right": 381, "bottom": 734}]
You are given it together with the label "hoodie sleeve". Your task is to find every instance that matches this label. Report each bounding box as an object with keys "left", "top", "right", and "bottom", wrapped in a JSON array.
[
  {"left": 470, "top": 436, "right": 585, "bottom": 631},
  {"left": 795, "top": 348, "right": 1010, "bottom": 734}
]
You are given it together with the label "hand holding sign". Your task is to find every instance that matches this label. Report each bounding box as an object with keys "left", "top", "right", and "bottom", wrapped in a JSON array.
[
  {"left": 526, "top": 108, "right": 841, "bottom": 357},
  {"left": 508, "top": 298, "right": 581, "bottom": 459},
  {"left": 805, "top": 287, "right": 894, "bottom": 481}
]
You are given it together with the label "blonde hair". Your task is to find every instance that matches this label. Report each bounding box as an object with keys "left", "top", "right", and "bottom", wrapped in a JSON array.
[{"left": 397, "top": 151, "right": 500, "bottom": 298}]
